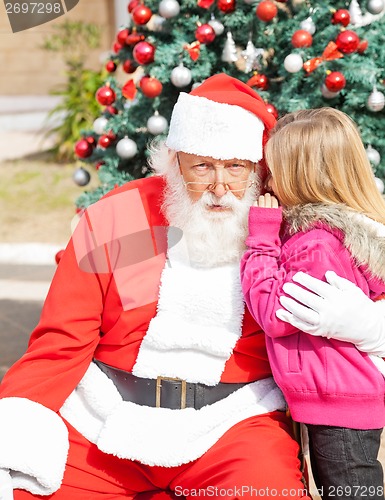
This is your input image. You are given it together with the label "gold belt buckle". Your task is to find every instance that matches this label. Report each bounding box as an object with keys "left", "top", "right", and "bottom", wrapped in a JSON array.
[{"left": 156, "top": 376, "right": 187, "bottom": 409}]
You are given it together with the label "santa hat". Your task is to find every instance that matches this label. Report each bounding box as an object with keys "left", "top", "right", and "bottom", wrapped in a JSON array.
[{"left": 165, "top": 73, "right": 276, "bottom": 163}]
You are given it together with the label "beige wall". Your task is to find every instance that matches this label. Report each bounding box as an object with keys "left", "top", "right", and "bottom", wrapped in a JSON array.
[{"left": 0, "top": 0, "right": 115, "bottom": 95}]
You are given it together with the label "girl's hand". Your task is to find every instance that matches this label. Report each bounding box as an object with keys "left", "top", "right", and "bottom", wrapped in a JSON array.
[{"left": 254, "top": 193, "right": 279, "bottom": 208}]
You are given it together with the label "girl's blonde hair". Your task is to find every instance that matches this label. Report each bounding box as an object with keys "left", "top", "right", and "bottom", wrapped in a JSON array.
[{"left": 265, "top": 107, "right": 385, "bottom": 225}]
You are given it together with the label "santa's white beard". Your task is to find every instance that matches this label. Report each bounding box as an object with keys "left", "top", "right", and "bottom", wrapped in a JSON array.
[{"left": 162, "top": 169, "right": 260, "bottom": 268}]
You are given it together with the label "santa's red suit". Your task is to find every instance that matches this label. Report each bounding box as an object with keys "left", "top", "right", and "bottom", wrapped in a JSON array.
[{"left": 0, "top": 176, "right": 309, "bottom": 499}]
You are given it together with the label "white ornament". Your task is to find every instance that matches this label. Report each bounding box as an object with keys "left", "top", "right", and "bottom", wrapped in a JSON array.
[
  {"left": 300, "top": 16, "right": 316, "bottom": 35},
  {"left": 222, "top": 32, "right": 238, "bottom": 63},
  {"left": 116, "top": 137, "right": 138, "bottom": 159},
  {"left": 148, "top": 14, "right": 166, "bottom": 32},
  {"left": 321, "top": 83, "right": 340, "bottom": 99},
  {"left": 208, "top": 17, "right": 225, "bottom": 36},
  {"left": 72, "top": 167, "right": 91, "bottom": 187},
  {"left": 366, "top": 145, "right": 381, "bottom": 166},
  {"left": 349, "top": 0, "right": 385, "bottom": 26},
  {"left": 241, "top": 40, "right": 264, "bottom": 73},
  {"left": 367, "top": 88, "right": 385, "bottom": 112},
  {"left": 93, "top": 116, "right": 108, "bottom": 135},
  {"left": 159, "top": 0, "right": 180, "bottom": 19},
  {"left": 147, "top": 111, "right": 168, "bottom": 135},
  {"left": 375, "top": 177, "right": 385, "bottom": 194},
  {"left": 284, "top": 53, "right": 304, "bottom": 73},
  {"left": 368, "top": 0, "right": 384, "bottom": 14},
  {"left": 170, "top": 63, "right": 192, "bottom": 87}
]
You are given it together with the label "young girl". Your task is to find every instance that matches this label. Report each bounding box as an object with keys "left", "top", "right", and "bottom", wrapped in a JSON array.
[{"left": 241, "top": 107, "right": 385, "bottom": 499}]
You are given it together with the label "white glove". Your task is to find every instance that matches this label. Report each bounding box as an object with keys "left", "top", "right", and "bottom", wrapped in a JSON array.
[
  {"left": 0, "top": 469, "right": 13, "bottom": 500},
  {"left": 276, "top": 271, "right": 385, "bottom": 357}
]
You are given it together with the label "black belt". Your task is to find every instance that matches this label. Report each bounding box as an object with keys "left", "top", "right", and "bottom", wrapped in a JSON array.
[{"left": 94, "top": 360, "right": 248, "bottom": 410}]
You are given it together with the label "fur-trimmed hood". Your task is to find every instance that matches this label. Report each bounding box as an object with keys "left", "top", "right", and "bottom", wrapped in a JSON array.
[{"left": 284, "top": 203, "right": 385, "bottom": 284}]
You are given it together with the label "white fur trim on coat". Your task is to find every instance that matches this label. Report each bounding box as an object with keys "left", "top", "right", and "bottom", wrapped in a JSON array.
[
  {"left": 132, "top": 242, "right": 245, "bottom": 385},
  {"left": 60, "top": 363, "right": 285, "bottom": 467},
  {"left": 165, "top": 93, "right": 264, "bottom": 162},
  {"left": 0, "top": 397, "right": 69, "bottom": 495}
]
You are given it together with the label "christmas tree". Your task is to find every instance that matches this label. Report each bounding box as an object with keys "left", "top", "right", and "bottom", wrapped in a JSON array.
[{"left": 73, "top": 0, "right": 385, "bottom": 209}]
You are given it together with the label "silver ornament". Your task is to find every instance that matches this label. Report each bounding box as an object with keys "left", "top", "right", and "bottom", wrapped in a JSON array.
[
  {"left": 349, "top": 0, "right": 385, "bottom": 26},
  {"left": 284, "top": 53, "right": 304, "bottom": 73},
  {"left": 368, "top": 0, "right": 384, "bottom": 14},
  {"left": 367, "top": 88, "right": 385, "bottom": 112},
  {"left": 147, "top": 112, "right": 168, "bottom": 135},
  {"left": 366, "top": 145, "right": 381, "bottom": 166},
  {"left": 321, "top": 84, "right": 340, "bottom": 99},
  {"left": 148, "top": 14, "right": 166, "bottom": 32},
  {"left": 300, "top": 16, "right": 316, "bottom": 35},
  {"left": 375, "top": 177, "right": 385, "bottom": 194},
  {"left": 93, "top": 116, "right": 108, "bottom": 135},
  {"left": 116, "top": 137, "right": 138, "bottom": 159},
  {"left": 159, "top": 0, "right": 180, "bottom": 19},
  {"left": 170, "top": 64, "right": 192, "bottom": 87},
  {"left": 208, "top": 17, "right": 225, "bottom": 36},
  {"left": 72, "top": 167, "right": 91, "bottom": 187},
  {"left": 241, "top": 40, "right": 264, "bottom": 73},
  {"left": 222, "top": 32, "right": 238, "bottom": 63}
]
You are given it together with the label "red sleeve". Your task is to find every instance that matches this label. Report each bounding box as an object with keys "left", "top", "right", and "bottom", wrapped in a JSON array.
[
  {"left": 240, "top": 206, "right": 351, "bottom": 338},
  {"left": 0, "top": 215, "right": 112, "bottom": 411}
]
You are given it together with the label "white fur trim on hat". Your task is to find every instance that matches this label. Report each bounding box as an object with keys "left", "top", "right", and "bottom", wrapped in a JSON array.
[{"left": 165, "top": 93, "right": 264, "bottom": 162}]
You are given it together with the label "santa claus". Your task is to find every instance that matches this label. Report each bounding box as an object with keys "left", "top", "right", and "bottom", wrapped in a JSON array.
[{"left": 0, "top": 74, "right": 311, "bottom": 499}]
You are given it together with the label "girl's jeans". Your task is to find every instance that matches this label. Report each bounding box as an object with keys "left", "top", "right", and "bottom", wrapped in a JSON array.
[{"left": 307, "top": 425, "right": 383, "bottom": 500}]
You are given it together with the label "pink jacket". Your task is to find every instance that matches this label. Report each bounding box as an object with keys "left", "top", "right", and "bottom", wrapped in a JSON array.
[{"left": 241, "top": 203, "right": 385, "bottom": 429}]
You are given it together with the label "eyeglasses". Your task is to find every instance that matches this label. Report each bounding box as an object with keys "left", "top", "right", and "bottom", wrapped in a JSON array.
[{"left": 183, "top": 179, "right": 257, "bottom": 193}]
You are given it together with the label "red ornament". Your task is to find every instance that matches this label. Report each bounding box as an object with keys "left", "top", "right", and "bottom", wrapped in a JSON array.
[
  {"left": 132, "top": 5, "right": 152, "bottom": 25},
  {"left": 325, "top": 71, "right": 346, "bottom": 92},
  {"left": 256, "top": 1, "right": 278, "bottom": 22},
  {"left": 140, "top": 76, "right": 163, "bottom": 98},
  {"left": 117, "top": 28, "right": 130, "bottom": 45},
  {"left": 55, "top": 249, "right": 65, "bottom": 265},
  {"left": 291, "top": 30, "right": 313, "bottom": 48},
  {"left": 106, "top": 106, "right": 119, "bottom": 115},
  {"left": 98, "top": 134, "right": 114, "bottom": 149},
  {"left": 105, "top": 61, "right": 117, "bottom": 73},
  {"left": 133, "top": 41, "right": 155, "bottom": 65},
  {"left": 217, "top": 0, "right": 236, "bottom": 13},
  {"left": 332, "top": 9, "right": 350, "bottom": 27},
  {"left": 195, "top": 24, "right": 216, "bottom": 44},
  {"left": 74, "top": 139, "right": 93, "bottom": 158},
  {"left": 128, "top": 0, "right": 140, "bottom": 12},
  {"left": 265, "top": 103, "right": 278, "bottom": 119},
  {"left": 247, "top": 73, "right": 269, "bottom": 90},
  {"left": 125, "top": 32, "right": 146, "bottom": 45},
  {"left": 122, "top": 59, "right": 138, "bottom": 73},
  {"left": 198, "top": 0, "right": 215, "bottom": 7},
  {"left": 113, "top": 42, "right": 123, "bottom": 53},
  {"left": 335, "top": 30, "right": 359, "bottom": 54},
  {"left": 357, "top": 39, "right": 368, "bottom": 54},
  {"left": 85, "top": 136, "right": 96, "bottom": 146},
  {"left": 95, "top": 161, "right": 104, "bottom": 170},
  {"left": 96, "top": 85, "right": 116, "bottom": 106}
]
